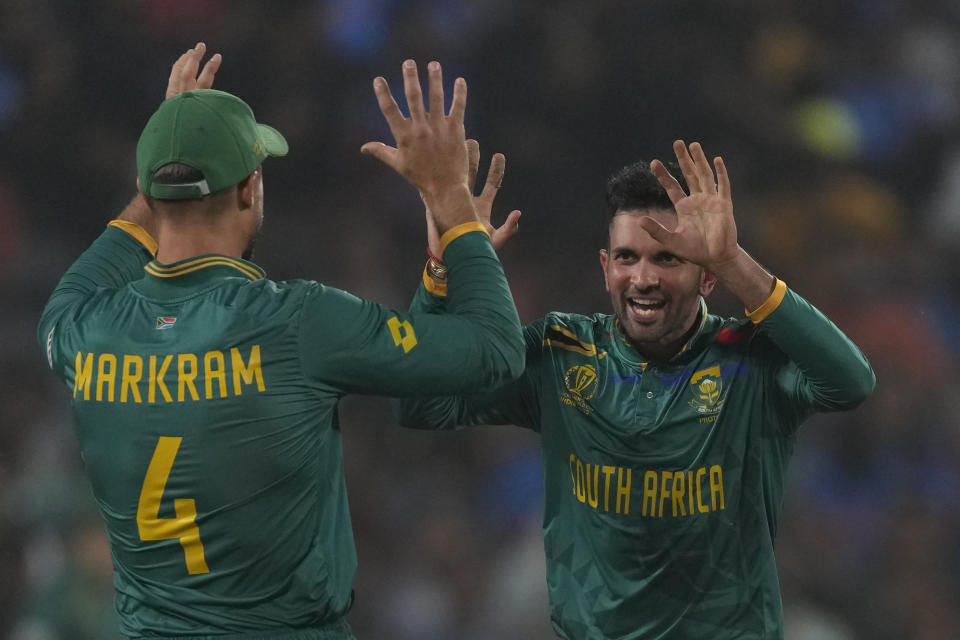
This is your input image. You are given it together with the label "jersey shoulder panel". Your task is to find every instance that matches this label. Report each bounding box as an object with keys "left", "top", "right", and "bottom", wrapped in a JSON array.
[{"left": 536, "top": 311, "right": 612, "bottom": 359}]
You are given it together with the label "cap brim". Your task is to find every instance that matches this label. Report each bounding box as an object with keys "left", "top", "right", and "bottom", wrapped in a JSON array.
[{"left": 258, "top": 124, "right": 289, "bottom": 157}]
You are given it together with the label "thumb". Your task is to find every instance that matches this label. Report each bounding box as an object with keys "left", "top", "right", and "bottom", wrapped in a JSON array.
[
  {"left": 637, "top": 215, "right": 672, "bottom": 244},
  {"left": 492, "top": 210, "right": 521, "bottom": 252},
  {"left": 360, "top": 142, "right": 399, "bottom": 169}
]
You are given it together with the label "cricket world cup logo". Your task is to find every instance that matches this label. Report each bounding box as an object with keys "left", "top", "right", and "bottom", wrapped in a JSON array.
[{"left": 562, "top": 365, "right": 598, "bottom": 415}]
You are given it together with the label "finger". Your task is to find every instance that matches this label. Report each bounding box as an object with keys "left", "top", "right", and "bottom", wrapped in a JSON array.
[
  {"left": 466, "top": 139, "right": 480, "bottom": 192},
  {"left": 402, "top": 60, "right": 425, "bottom": 120},
  {"left": 672, "top": 139, "right": 702, "bottom": 193},
  {"left": 650, "top": 159, "right": 688, "bottom": 206},
  {"left": 427, "top": 61, "right": 444, "bottom": 118},
  {"left": 491, "top": 210, "right": 521, "bottom": 252},
  {"left": 449, "top": 76, "right": 467, "bottom": 122},
  {"left": 714, "top": 156, "right": 731, "bottom": 202},
  {"left": 177, "top": 42, "right": 204, "bottom": 86},
  {"left": 372, "top": 77, "right": 405, "bottom": 132},
  {"left": 478, "top": 152, "right": 505, "bottom": 202},
  {"left": 196, "top": 52, "right": 222, "bottom": 90},
  {"left": 360, "top": 141, "right": 399, "bottom": 170},
  {"left": 638, "top": 215, "right": 674, "bottom": 245},
  {"left": 688, "top": 142, "right": 716, "bottom": 193},
  {"left": 167, "top": 45, "right": 200, "bottom": 98}
]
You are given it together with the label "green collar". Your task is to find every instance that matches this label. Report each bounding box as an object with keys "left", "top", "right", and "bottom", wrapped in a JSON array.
[
  {"left": 609, "top": 297, "right": 714, "bottom": 369},
  {"left": 133, "top": 254, "right": 265, "bottom": 299}
]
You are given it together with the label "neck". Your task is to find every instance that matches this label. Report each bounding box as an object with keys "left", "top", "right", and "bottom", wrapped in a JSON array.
[{"left": 153, "top": 214, "right": 248, "bottom": 264}]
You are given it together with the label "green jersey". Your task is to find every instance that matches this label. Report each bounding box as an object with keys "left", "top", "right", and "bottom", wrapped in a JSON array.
[
  {"left": 398, "top": 280, "right": 875, "bottom": 639},
  {"left": 37, "top": 220, "right": 523, "bottom": 639}
]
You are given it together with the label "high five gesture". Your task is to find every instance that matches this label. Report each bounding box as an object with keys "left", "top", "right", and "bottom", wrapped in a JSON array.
[{"left": 648, "top": 140, "right": 775, "bottom": 311}]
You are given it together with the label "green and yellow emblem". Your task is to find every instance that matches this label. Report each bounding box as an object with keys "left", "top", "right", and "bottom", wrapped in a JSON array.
[
  {"left": 689, "top": 366, "right": 724, "bottom": 415},
  {"left": 561, "top": 364, "right": 598, "bottom": 415}
]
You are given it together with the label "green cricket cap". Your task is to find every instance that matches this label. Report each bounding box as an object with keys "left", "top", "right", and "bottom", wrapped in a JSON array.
[{"left": 136, "top": 89, "right": 288, "bottom": 200}]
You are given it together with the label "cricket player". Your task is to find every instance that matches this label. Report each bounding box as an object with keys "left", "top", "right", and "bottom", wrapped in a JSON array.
[
  {"left": 37, "top": 45, "right": 523, "bottom": 639},
  {"left": 398, "top": 140, "right": 876, "bottom": 639}
]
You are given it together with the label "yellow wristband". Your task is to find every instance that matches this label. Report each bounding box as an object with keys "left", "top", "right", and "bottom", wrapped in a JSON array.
[{"left": 745, "top": 278, "right": 787, "bottom": 324}]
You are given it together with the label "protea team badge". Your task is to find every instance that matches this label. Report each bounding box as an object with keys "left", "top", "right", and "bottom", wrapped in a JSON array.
[
  {"left": 689, "top": 366, "right": 724, "bottom": 417},
  {"left": 562, "top": 364, "right": 598, "bottom": 415}
]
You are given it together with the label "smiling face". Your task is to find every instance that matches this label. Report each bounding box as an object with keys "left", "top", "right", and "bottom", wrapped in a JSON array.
[{"left": 600, "top": 209, "right": 716, "bottom": 360}]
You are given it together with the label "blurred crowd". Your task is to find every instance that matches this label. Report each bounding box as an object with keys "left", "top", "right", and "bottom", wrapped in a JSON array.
[{"left": 2, "top": 1, "right": 959, "bottom": 638}]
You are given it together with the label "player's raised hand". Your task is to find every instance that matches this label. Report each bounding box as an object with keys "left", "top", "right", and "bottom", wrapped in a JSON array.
[
  {"left": 646, "top": 140, "right": 740, "bottom": 270},
  {"left": 166, "top": 42, "right": 222, "bottom": 99},
  {"left": 361, "top": 60, "right": 470, "bottom": 201},
  {"left": 425, "top": 139, "right": 521, "bottom": 257},
  {"left": 467, "top": 140, "right": 521, "bottom": 252}
]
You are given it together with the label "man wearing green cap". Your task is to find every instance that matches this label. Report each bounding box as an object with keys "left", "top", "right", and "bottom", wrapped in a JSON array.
[{"left": 37, "top": 44, "right": 523, "bottom": 639}]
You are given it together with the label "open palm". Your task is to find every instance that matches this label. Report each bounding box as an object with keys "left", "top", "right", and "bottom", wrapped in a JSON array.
[{"left": 643, "top": 140, "right": 740, "bottom": 270}]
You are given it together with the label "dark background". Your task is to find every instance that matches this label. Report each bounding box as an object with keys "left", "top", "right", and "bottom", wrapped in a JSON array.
[{"left": 2, "top": 1, "right": 959, "bottom": 638}]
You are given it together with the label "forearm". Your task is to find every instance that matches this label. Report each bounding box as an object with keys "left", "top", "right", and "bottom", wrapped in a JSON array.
[
  {"left": 759, "top": 287, "right": 876, "bottom": 409},
  {"left": 708, "top": 246, "right": 777, "bottom": 313}
]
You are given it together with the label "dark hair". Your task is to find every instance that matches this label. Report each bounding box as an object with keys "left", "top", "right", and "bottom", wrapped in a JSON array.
[
  {"left": 152, "top": 163, "right": 205, "bottom": 185},
  {"left": 604, "top": 160, "right": 686, "bottom": 219}
]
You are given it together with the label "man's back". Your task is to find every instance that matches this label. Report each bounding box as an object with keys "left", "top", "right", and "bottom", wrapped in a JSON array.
[
  {"left": 49, "top": 236, "right": 356, "bottom": 635},
  {"left": 41, "top": 216, "right": 522, "bottom": 637}
]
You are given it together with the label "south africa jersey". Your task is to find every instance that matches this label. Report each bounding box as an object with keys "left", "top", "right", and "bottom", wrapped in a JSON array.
[
  {"left": 38, "top": 220, "right": 523, "bottom": 639},
  {"left": 399, "top": 280, "right": 875, "bottom": 639}
]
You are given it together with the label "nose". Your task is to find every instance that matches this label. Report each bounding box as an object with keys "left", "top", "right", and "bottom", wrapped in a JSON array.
[{"left": 629, "top": 259, "right": 660, "bottom": 291}]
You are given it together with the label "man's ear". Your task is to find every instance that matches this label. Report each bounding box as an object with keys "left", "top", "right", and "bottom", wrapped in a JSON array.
[
  {"left": 135, "top": 178, "right": 150, "bottom": 207},
  {"left": 237, "top": 169, "right": 260, "bottom": 208},
  {"left": 700, "top": 269, "right": 718, "bottom": 297},
  {"left": 599, "top": 249, "right": 610, "bottom": 292}
]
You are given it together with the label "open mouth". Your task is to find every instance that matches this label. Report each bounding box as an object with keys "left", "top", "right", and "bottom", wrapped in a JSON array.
[{"left": 627, "top": 297, "right": 665, "bottom": 320}]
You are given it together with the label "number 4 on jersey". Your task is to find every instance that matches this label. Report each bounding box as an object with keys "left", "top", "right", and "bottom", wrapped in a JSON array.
[{"left": 137, "top": 436, "right": 210, "bottom": 574}]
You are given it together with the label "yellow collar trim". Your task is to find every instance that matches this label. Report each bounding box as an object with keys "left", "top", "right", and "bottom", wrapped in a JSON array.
[{"left": 145, "top": 256, "right": 263, "bottom": 281}]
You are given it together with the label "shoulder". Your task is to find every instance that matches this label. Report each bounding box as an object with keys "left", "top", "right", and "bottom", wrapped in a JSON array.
[
  {"left": 528, "top": 311, "right": 612, "bottom": 357},
  {"left": 708, "top": 315, "right": 757, "bottom": 347}
]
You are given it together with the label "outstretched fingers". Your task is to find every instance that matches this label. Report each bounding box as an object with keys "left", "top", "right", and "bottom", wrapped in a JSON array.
[
  {"left": 427, "top": 61, "right": 444, "bottom": 118},
  {"left": 714, "top": 156, "right": 731, "bottom": 202},
  {"left": 371, "top": 76, "right": 405, "bottom": 131},
  {"left": 478, "top": 152, "right": 505, "bottom": 201},
  {"left": 637, "top": 215, "right": 674, "bottom": 245},
  {"left": 167, "top": 42, "right": 203, "bottom": 98},
  {"left": 402, "top": 60, "right": 425, "bottom": 120},
  {"left": 650, "top": 159, "right": 688, "bottom": 206},
  {"left": 448, "top": 76, "right": 467, "bottom": 123},
  {"left": 688, "top": 142, "right": 718, "bottom": 194},
  {"left": 467, "top": 139, "right": 480, "bottom": 191},
  {"left": 491, "top": 209, "right": 521, "bottom": 251},
  {"left": 196, "top": 52, "right": 222, "bottom": 90},
  {"left": 672, "top": 139, "right": 702, "bottom": 194}
]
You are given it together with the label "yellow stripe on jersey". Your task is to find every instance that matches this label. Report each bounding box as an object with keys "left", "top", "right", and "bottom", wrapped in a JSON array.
[
  {"left": 544, "top": 325, "right": 607, "bottom": 359},
  {"left": 438, "top": 221, "right": 490, "bottom": 252},
  {"left": 109, "top": 220, "right": 158, "bottom": 256},
  {"left": 145, "top": 256, "right": 263, "bottom": 281}
]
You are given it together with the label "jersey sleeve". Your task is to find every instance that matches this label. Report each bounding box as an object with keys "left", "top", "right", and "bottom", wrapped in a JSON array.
[
  {"left": 390, "top": 285, "right": 545, "bottom": 432},
  {"left": 752, "top": 281, "right": 876, "bottom": 417},
  {"left": 37, "top": 221, "right": 157, "bottom": 378},
  {"left": 298, "top": 227, "right": 524, "bottom": 396}
]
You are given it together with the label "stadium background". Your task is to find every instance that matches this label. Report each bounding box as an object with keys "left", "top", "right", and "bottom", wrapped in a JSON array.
[{"left": 2, "top": 1, "right": 959, "bottom": 638}]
